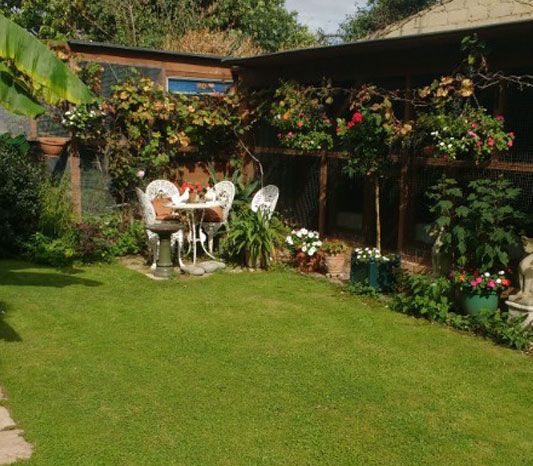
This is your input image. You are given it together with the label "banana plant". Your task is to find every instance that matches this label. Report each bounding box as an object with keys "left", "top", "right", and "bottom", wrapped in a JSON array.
[{"left": 0, "top": 14, "right": 93, "bottom": 117}]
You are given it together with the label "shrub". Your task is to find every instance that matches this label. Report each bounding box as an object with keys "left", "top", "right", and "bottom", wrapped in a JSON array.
[
  {"left": 392, "top": 272, "right": 532, "bottom": 351},
  {"left": 224, "top": 209, "right": 286, "bottom": 269},
  {"left": 0, "top": 134, "right": 43, "bottom": 254},
  {"left": 38, "top": 176, "right": 75, "bottom": 238},
  {"left": 23, "top": 232, "right": 77, "bottom": 267},
  {"left": 427, "top": 176, "right": 524, "bottom": 272},
  {"left": 393, "top": 273, "right": 453, "bottom": 321}
]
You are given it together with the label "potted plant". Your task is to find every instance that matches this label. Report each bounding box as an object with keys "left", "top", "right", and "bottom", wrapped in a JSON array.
[
  {"left": 350, "top": 247, "right": 399, "bottom": 291},
  {"left": 180, "top": 182, "right": 210, "bottom": 203},
  {"left": 38, "top": 136, "right": 70, "bottom": 156},
  {"left": 452, "top": 270, "right": 511, "bottom": 317},
  {"left": 285, "top": 228, "right": 323, "bottom": 273},
  {"left": 322, "top": 240, "right": 347, "bottom": 277}
]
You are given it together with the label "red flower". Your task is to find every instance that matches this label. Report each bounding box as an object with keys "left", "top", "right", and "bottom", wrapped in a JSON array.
[
  {"left": 471, "top": 123, "right": 478, "bottom": 129},
  {"left": 495, "top": 115, "right": 505, "bottom": 121},
  {"left": 487, "top": 137, "right": 495, "bottom": 147},
  {"left": 507, "top": 139, "right": 514, "bottom": 148},
  {"left": 346, "top": 121, "right": 355, "bottom": 129},
  {"left": 352, "top": 112, "right": 364, "bottom": 124},
  {"left": 476, "top": 140, "right": 482, "bottom": 147},
  {"left": 296, "top": 121, "right": 303, "bottom": 128},
  {"left": 502, "top": 279, "right": 511, "bottom": 287}
]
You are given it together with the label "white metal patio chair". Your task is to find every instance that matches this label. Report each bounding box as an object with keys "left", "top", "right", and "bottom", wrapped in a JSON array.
[
  {"left": 203, "top": 180, "right": 236, "bottom": 254},
  {"left": 251, "top": 184, "right": 279, "bottom": 219}
]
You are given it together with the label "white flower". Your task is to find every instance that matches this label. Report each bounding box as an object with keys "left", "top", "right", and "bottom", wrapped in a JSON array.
[
  {"left": 296, "top": 231, "right": 303, "bottom": 238},
  {"left": 308, "top": 247, "right": 316, "bottom": 256},
  {"left": 484, "top": 272, "right": 490, "bottom": 277},
  {"left": 496, "top": 278, "right": 502, "bottom": 284},
  {"left": 301, "top": 245, "right": 307, "bottom": 252},
  {"left": 498, "top": 271, "right": 505, "bottom": 275},
  {"left": 286, "top": 236, "right": 293, "bottom": 245},
  {"left": 315, "top": 241, "right": 322, "bottom": 247},
  {"left": 301, "top": 228, "right": 308, "bottom": 235}
]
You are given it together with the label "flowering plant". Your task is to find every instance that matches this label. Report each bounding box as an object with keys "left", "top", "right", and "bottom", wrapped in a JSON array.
[
  {"left": 180, "top": 181, "right": 210, "bottom": 195},
  {"left": 420, "top": 106, "right": 514, "bottom": 163},
  {"left": 62, "top": 104, "right": 106, "bottom": 141},
  {"left": 353, "top": 247, "right": 396, "bottom": 263},
  {"left": 451, "top": 270, "right": 511, "bottom": 292},
  {"left": 322, "top": 240, "right": 347, "bottom": 256},
  {"left": 270, "top": 81, "right": 334, "bottom": 152},
  {"left": 285, "top": 228, "right": 322, "bottom": 257}
]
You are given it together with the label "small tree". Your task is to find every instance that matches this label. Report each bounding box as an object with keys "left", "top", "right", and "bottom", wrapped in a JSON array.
[{"left": 336, "top": 88, "right": 410, "bottom": 250}]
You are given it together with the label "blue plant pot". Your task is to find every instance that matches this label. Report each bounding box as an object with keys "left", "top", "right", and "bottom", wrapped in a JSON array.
[
  {"left": 460, "top": 289, "right": 499, "bottom": 318},
  {"left": 350, "top": 251, "right": 399, "bottom": 292}
]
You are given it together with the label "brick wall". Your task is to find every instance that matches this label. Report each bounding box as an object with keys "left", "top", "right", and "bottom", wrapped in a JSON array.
[{"left": 372, "top": 0, "right": 533, "bottom": 39}]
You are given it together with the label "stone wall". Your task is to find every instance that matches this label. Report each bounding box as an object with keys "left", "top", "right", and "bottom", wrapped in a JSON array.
[{"left": 371, "top": 0, "right": 533, "bottom": 39}]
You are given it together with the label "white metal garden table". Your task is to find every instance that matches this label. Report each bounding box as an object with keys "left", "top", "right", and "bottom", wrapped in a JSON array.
[{"left": 166, "top": 201, "right": 222, "bottom": 264}]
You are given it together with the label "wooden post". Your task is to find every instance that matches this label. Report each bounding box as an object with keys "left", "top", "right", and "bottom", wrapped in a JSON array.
[
  {"left": 397, "top": 75, "right": 414, "bottom": 255},
  {"left": 318, "top": 150, "right": 328, "bottom": 235},
  {"left": 69, "top": 142, "right": 82, "bottom": 219}
]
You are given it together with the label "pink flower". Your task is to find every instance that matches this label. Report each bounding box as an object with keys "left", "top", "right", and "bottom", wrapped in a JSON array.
[
  {"left": 476, "top": 140, "right": 482, "bottom": 147},
  {"left": 509, "top": 132, "right": 515, "bottom": 138},
  {"left": 487, "top": 280, "right": 496, "bottom": 288},
  {"left": 287, "top": 131, "right": 294, "bottom": 138},
  {"left": 495, "top": 115, "right": 504, "bottom": 121},
  {"left": 136, "top": 170, "right": 145, "bottom": 179},
  {"left": 467, "top": 131, "right": 477, "bottom": 137},
  {"left": 476, "top": 277, "right": 483, "bottom": 284},
  {"left": 347, "top": 121, "right": 355, "bottom": 129},
  {"left": 487, "top": 137, "right": 495, "bottom": 147},
  {"left": 297, "top": 121, "right": 303, "bottom": 128},
  {"left": 507, "top": 139, "right": 514, "bottom": 148},
  {"left": 470, "top": 280, "right": 478, "bottom": 287},
  {"left": 471, "top": 123, "right": 478, "bottom": 129}
]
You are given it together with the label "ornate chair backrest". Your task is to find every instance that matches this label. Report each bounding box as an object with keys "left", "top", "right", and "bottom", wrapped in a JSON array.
[
  {"left": 213, "top": 181, "right": 236, "bottom": 221},
  {"left": 251, "top": 185, "right": 279, "bottom": 217},
  {"left": 145, "top": 180, "right": 180, "bottom": 201},
  {"left": 135, "top": 187, "right": 156, "bottom": 225}
]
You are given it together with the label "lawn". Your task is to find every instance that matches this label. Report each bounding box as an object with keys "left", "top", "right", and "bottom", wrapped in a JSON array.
[{"left": 0, "top": 260, "right": 531, "bottom": 466}]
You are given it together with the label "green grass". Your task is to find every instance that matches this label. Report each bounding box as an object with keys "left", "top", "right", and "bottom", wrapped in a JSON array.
[{"left": 0, "top": 260, "right": 531, "bottom": 466}]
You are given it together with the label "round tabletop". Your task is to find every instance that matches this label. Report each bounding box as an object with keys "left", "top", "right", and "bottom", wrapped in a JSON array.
[{"left": 165, "top": 201, "right": 222, "bottom": 210}]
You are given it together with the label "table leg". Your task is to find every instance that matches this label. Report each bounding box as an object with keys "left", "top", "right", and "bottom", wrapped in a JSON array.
[
  {"left": 154, "top": 232, "right": 174, "bottom": 278},
  {"left": 190, "top": 211, "right": 197, "bottom": 264}
]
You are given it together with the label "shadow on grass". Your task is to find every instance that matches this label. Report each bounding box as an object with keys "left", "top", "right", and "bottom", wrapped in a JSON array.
[
  {"left": 0, "top": 302, "right": 21, "bottom": 342},
  {"left": 0, "top": 261, "right": 101, "bottom": 288}
]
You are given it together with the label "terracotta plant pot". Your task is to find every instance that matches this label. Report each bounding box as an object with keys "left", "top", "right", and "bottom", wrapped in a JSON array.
[
  {"left": 38, "top": 137, "right": 70, "bottom": 156},
  {"left": 325, "top": 253, "right": 346, "bottom": 277},
  {"left": 295, "top": 250, "right": 323, "bottom": 273}
]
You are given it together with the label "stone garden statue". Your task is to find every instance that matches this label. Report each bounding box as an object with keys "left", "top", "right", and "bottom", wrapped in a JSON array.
[{"left": 506, "top": 236, "right": 533, "bottom": 327}]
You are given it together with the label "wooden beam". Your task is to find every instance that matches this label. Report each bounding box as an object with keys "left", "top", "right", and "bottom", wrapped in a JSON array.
[
  {"left": 318, "top": 150, "right": 328, "bottom": 235},
  {"left": 69, "top": 143, "right": 82, "bottom": 219}
]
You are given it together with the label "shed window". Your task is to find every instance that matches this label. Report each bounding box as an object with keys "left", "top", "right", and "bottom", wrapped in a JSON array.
[{"left": 167, "top": 78, "right": 231, "bottom": 94}]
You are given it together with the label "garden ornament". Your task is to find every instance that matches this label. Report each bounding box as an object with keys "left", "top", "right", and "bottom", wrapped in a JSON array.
[{"left": 506, "top": 236, "right": 533, "bottom": 327}]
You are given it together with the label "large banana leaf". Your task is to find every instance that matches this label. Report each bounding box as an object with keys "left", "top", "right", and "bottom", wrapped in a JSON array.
[
  {"left": 0, "top": 13, "right": 93, "bottom": 109},
  {"left": 0, "top": 63, "right": 45, "bottom": 117}
]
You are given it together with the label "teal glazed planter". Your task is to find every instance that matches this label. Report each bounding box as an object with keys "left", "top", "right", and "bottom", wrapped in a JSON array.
[
  {"left": 350, "top": 252, "right": 399, "bottom": 291},
  {"left": 460, "top": 290, "right": 499, "bottom": 317}
]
